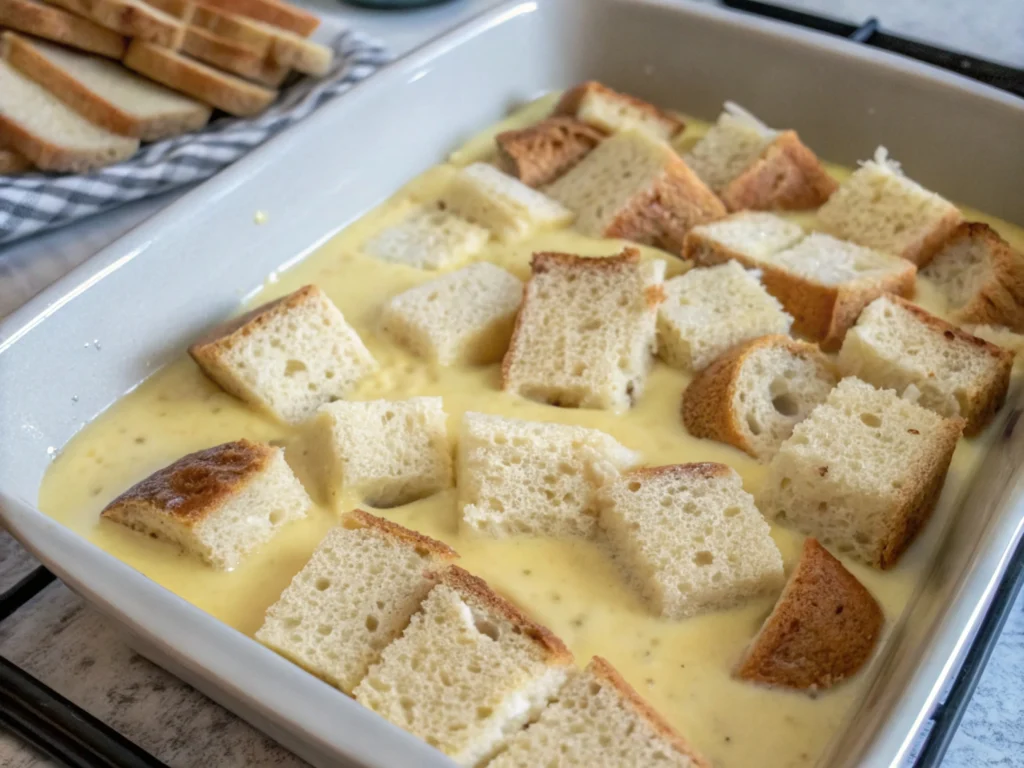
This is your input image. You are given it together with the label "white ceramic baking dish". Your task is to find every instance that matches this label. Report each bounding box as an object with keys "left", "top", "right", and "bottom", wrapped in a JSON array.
[{"left": 2, "top": 1, "right": 1023, "bottom": 765}]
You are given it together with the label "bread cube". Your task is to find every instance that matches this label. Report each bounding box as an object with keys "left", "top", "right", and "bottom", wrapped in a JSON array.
[
  {"left": 735, "top": 538, "right": 883, "bottom": 691},
  {"left": 921, "top": 221, "right": 1024, "bottom": 332},
  {"left": 313, "top": 397, "right": 452, "bottom": 507},
  {"left": 682, "top": 211, "right": 805, "bottom": 263},
  {"left": 362, "top": 203, "right": 490, "bottom": 270},
  {"left": 101, "top": 439, "right": 310, "bottom": 570},
  {"left": 684, "top": 103, "right": 775, "bottom": 193},
  {"left": 598, "top": 463, "right": 784, "bottom": 619},
  {"left": 554, "top": 80, "right": 684, "bottom": 140},
  {"left": 491, "top": 657, "right": 709, "bottom": 768},
  {"left": 354, "top": 566, "right": 573, "bottom": 767},
  {"left": 378, "top": 262, "right": 523, "bottom": 366},
  {"left": 440, "top": 162, "right": 573, "bottom": 241},
  {"left": 816, "top": 147, "right": 962, "bottom": 266},
  {"left": 502, "top": 249, "right": 665, "bottom": 410},
  {"left": 683, "top": 335, "right": 837, "bottom": 461},
  {"left": 657, "top": 260, "right": 793, "bottom": 372},
  {"left": 838, "top": 295, "right": 1014, "bottom": 434},
  {"left": 759, "top": 377, "right": 964, "bottom": 568},
  {"left": 458, "top": 412, "right": 639, "bottom": 538},
  {"left": 255, "top": 510, "right": 457, "bottom": 693},
  {"left": 189, "top": 285, "right": 377, "bottom": 424},
  {"left": 544, "top": 131, "right": 726, "bottom": 252},
  {"left": 496, "top": 116, "right": 605, "bottom": 187}
]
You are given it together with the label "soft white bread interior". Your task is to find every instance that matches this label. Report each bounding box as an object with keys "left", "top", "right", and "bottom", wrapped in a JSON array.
[
  {"left": 362, "top": 203, "right": 490, "bottom": 270},
  {"left": 684, "top": 102, "right": 776, "bottom": 193},
  {"left": 255, "top": 509, "right": 458, "bottom": 693},
  {"left": 189, "top": 285, "right": 377, "bottom": 425},
  {"left": 100, "top": 439, "right": 311, "bottom": 570},
  {"left": 683, "top": 211, "right": 805, "bottom": 263},
  {"left": 0, "top": 0, "right": 126, "bottom": 59},
  {"left": 45, "top": 0, "right": 184, "bottom": 47},
  {"left": 554, "top": 80, "right": 685, "bottom": 141},
  {"left": 599, "top": 463, "right": 784, "bottom": 619}
]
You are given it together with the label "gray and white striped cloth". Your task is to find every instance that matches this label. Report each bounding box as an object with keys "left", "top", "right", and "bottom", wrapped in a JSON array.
[{"left": 0, "top": 29, "right": 390, "bottom": 246}]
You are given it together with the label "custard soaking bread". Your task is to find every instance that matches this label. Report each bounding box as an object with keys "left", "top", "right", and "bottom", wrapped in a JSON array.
[{"left": 362, "top": 203, "right": 490, "bottom": 270}]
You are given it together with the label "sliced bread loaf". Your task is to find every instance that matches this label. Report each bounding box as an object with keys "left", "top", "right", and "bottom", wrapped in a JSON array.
[
  {"left": 0, "top": 0, "right": 126, "bottom": 58},
  {"left": 495, "top": 116, "right": 605, "bottom": 187},
  {"left": 735, "top": 538, "right": 883, "bottom": 690},
  {"left": 554, "top": 80, "right": 684, "bottom": 141},
  {"left": 198, "top": 0, "right": 320, "bottom": 37},
  {"left": 758, "top": 377, "right": 964, "bottom": 568},
  {"left": 255, "top": 509, "right": 458, "bottom": 693},
  {"left": 838, "top": 295, "right": 1014, "bottom": 434},
  {"left": 683, "top": 335, "right": 838, "bottom": 461},
  {"left": 189, "top": 285, "right": 377, "bottom": 425},
  {"left": 598, "top": 463, "right": 784, "bottom": 619},
  {"left": 491, "top": 656, "right": 709, "bottom": 768},
  {"left": 379, "top": 262, "right": 523, "bottom": 366},
  {"left": 46, "top": 0, "right": 185, "bottom": 47},
  {"left": 179, "top": 26, "right": 289, "bottom": 86},
  {"left": 101, "top": 439, "right": 311, "bottom": 570},
  {"left": 816, "top": 147, "right": 962, "bottom": 266},
  {"left": 458, "top": 412, "right": 639, "bottom": 538},
  {"left": 502, "top": 249, "right": 665, "bottom": 411},
  {"left": 657, "top": 260, "right": 793, "bottom": 372},
  {"left": 362, "top": 203, "right": 490, "bottom": 270},
  {"left": 921, "top": 222, "right": 1024, "bottom": 332},
  {"left": 353, "top": 566, "right": 573, "bottom": 767}
]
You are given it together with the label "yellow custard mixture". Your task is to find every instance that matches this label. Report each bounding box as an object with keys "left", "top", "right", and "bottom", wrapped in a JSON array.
[{"left": 38, "top": 95, "right": 1024, "bottom": 767}]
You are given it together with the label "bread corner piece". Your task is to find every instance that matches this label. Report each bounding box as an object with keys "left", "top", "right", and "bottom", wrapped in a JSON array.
[
  {"left": 544, "top": 130, "right": 725, "bottom": 252},
  {"left": 502, "top": 249, "right": 665, "bottom": 410},
  {"left": 816, "top": 146, "right": 962, "bottom": 267},
  {"left": 101, "top": 439, "right": 310, "bottom": 570},
  {"left": 496, "top": 116, "right": 605, "bottom": 188},
  {"left": 458, "top": 412, "right": 639, "bottom": 539},
  {"left": 683, "top": 335, "right": 838, "bottom": 461},
  {"left": 838, "top": 295, "right": 1013, "bottom": 435},
  {"left": 313, "top": 396, "right": 452, "bottom": 508},
  {"left": 735, "top": 538, "right": 883, "bottom": 691},
  {"left": 759, "top": 377, "right": 963, "bottom": 568},
  {"left": 189, "top": 285, "right": 377, "bottom": 425},
  {"left": 491, "top": 656, "right": 710, "bottom": 768},
  {"left": 255, "top": 509, "right": 457, "bottom": 694},
  {"left": 554, "top": 80, "right": 685, "bottom": 141},
  {"left": 921, "top": 221, "right": 1024, "bottom": 333},
  {"left": 599, "top": 463, "right": 784, "bottom": 619},
  {"left": 354, "top": 566, "right": 573, "bottom": 767}
]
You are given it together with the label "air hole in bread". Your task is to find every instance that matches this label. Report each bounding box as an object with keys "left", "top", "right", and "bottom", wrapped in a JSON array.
[
  {"left": 723, "top": 506, "right": 741, "bottom": 517},
  {"left": 780, "top": 477, "right": 792, "bottom": 490},
  {"left": 628, "top": 481, "right": 642, "bottom": 492},
  {"left": 365, "top": 615, "right": 379, "bottom": 631},
  {"left": 860, "top": 413, "right": 882, "bottom": 427},
  {"left": 746, "top": 414, "right": 762, "bottom": 435},
  {"left": 317, "top": 624, "right": 332, "bottom": 636},
  {"left": 324, "top": 370, "right": 335, "bottom": 380},
  {"left": 283, "top": 617, "right": 300, "bottom": 628},
  {"left": 268, "top": 510, "right": 283, "bottom": 525},
  {"left": 693, "top": 551, "right": 714, "bottom": 566},
  {"left": 772, "top": 392, "right": 799, "bottom": 417},
  {"left": 476, "top": 706, "right": 493, "bottom": 720},
  {"left": 473, "top": 617, "right": 501, "bottom": 641},
  {"left": 315, "top": 577, "right": 331, "bottom": 591}
]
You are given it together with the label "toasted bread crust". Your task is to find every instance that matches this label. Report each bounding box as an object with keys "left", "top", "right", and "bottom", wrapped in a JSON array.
[
  {"left": 343, "top": 509, "right": 459, "bottom": 562},
  {"left": 0, "top": 110, "right": 137, "bottom": 173},
  {"left": 554, "top": 81, "right": 684, "bottom": 138},
  {"left": 587, "top": 657, "right": 711, "bottom": 767},
  {"left": 735, "top": 538, "right": 884, "bottom": 689},
  {"left": 720, "top": 131, "right": 838, "bottom": 212},
  {"left": 496, "top": 117, "right": 605, "bottom": 187},
  {"left": 198, "top": 0, "right": 320, "bottom": 36},
  {"left": 190, "top": 284, "right": 319, "bottom": 358},
  {"left": 101, "top": 439, "right": 274, "bottom": 525},
  {"left": 938, "top": 222, "right": 1024, "bottom": 332},
  {"left": 181, "top": 26, "right": 289, "bottom": 87},
  {"left": 0, "top": 147, "right": 32, "bottom": 174},
  {"left": 625, "top": 462, "right": 734, "bottom": 482},
  {"left": 46, "top": 0, "right": 185, "bottom": 48},
  {"left": 0, "top": 0, "right": 126, "bottom": 58}
]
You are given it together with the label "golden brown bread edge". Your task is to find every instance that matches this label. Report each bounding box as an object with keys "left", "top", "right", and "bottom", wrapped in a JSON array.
[
  {"left": 554, "top": 80, "right": 685, "bottom": 138},
  {"left": 495, "top": 116, "right": 605, "bottom": 188},
  {"left": 939, "top": 221, "right": 1024, "bottom": 333},
  {"left": 343, "top": 509, "right": 459, "bottom": 562},
  {"left": 0, "top": 0, "right": 127, "bottom": 59}
]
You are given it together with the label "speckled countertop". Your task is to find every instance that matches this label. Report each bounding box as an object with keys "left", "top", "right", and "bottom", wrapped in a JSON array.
[{"left": 2, "top": 1, "right": 1023, "bottom": 767}]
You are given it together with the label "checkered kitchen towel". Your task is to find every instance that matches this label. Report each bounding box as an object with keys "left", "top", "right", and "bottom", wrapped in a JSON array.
[{"left": 0, "top": 29, "right": 390, "bottom": 246}]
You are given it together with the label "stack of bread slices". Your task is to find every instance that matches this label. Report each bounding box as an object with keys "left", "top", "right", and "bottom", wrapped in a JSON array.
[{"left": 0, "top": 0, "right": 333, "bottom": 173}]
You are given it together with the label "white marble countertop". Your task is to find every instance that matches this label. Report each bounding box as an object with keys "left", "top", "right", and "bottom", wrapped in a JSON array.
[{"left": 1, "top": 1, "right": 1022, "bottom": 766}]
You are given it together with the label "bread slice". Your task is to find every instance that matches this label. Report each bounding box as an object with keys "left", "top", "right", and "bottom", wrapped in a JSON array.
[
  {"left": 544, "top": 130, "right": 726, "bottom": 252},
  {"left": 123, "top": 40, "right": 275, "bottom": 117},
  {"left": 837, "top": 295, "right": 1014, "bottom": 435},
  {"left": 440, "top": 162, "right": 574, "bottom": 241},
  {"left": 758, "top": 377, "right": 964, "bottom": 568},
  {"left": 735, "top": 538, "right": 883, "bottom": 690},
  {"left": 313, "top": 397, "right": 452, "bottom": 508},
  {"left": 495, "top": 116, "right": 605, "bottom": 187},
  {"left": 362, "top": 202, "right": 490, "bottom": 270},
  {"left": 490, "top": 656, "right": 709, "bottom": 768},
  {"left": 458, "top": 412, "right": 639, "bottom": 538},
  {"left": 258, "top": 18, "right": 330, "bottom": 77},
  {"left": 255, "top": 509, "right": 458, "bottom": 693},
  {"left": 45, "top": 0, "right": 185, "bottom": 48},
  {"left": 599, "top": 463, "right": 784, "bottom": 619},
  {"left": 101, "top": 439, "right": 311, "bottom": 569},
  {"left": 353, "top": 566, "right": 573, "bottom": 767},
  {"left": 379, "top": 262, "right": 523, "bottom": 366},
  {"left": 0, "top": 145, "right": 33, "bottom": 173},
  {"left": 189, "top": 285, "right": 377, "bottom": 425},
  {"left": 921, "top": 222, "right": 1024, "bottom": 332},
  {"left": 657, "top": 260, "right": 793, "bottom": 372},
  {"left": 0, "top": 0, "right": 126, "bottom": 58},
  {"left": 502, "top": 250, "right": 665, "bottom": 411},
  {"left": 554, "top": 81, "right": 684, "bottom": 141},
  {"left": 684, "top": 103, "right": 775, "bottom": 194},
  {"left": 1, "top": 32, "right": 211, "bottom": 141},
  {"left": 686, "top": 220, "right": 917, "bottom": 350},
  {"left": 816, "top": 147, "right": 963, "bottom": 266},
  {"left": 197, "top": 0, "right": 320, "bottom": 37},
  {"left": 683, "top": 335, "right": 838, "bottom": 461},
  {"left": 179, "top": 26, "right": 289, "bottom": 87},
  {"left": 0, "top": 59, "right": 138, "bottom": 172}
]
